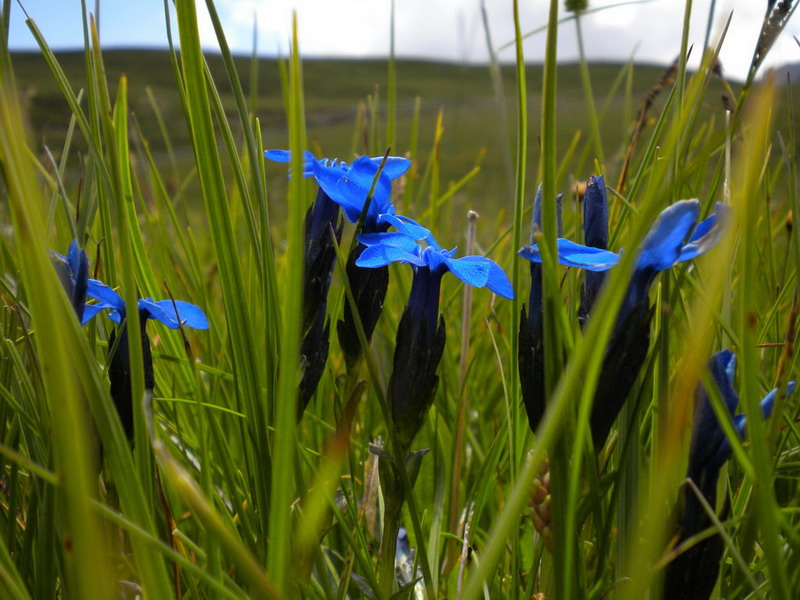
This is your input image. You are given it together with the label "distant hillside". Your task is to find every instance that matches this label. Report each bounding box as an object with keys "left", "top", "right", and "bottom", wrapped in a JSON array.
[
  {"left": 8, "top": 49, "right": 736, "bottom": 215},
  {"left": 10, "top": 49, "right": 670, "bottom": 150}
]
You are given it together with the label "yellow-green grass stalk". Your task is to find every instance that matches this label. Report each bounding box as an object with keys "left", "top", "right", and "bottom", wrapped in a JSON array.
[{"left": 174, "top": 0, "right": 273, "bottom": 563}]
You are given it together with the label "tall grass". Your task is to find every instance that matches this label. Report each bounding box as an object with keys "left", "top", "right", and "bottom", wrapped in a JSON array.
[{"left": 2, "top": 1, "right": 800, "bottom": 599}]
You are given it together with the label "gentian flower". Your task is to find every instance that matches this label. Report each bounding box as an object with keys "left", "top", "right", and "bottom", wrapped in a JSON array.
[
  {"left": 663, "top": 349, "right": 795, "bottom": 600},
  {"left": 51, "top": 240, "right": 90, "bottom": 323},
  {"left": 518, "top": 197, "right": 727, "bottom": 446},
  {"left": 589, "top": 200, "right": 728, "bottom": 447},
  {"left": 299, "top": 187, "right": 344, "bottom": 414},
  {"left": 267, "top": 151, "right": 344, "bottom": 412},
  {"left": 517, "top": 187, "right": 616, "bottom": 432},
  {"left": 302, "top": 188, "right": 343, "bottom": 333},
  {"left": 266, "top": 149, "right": 424, "bottom": 371},
  {"left": 265, "top": 150, "right": 421, "bottom": 233},
  {"left": 357, "top": 230, "right": 513, "bottom": 449},
  {"left": 359, "top": 228, "right": 511, "bottom": 590},
  {"left": 87, "top": 281, "right": 208, "bottom": 439},
  {"left": 579, "top": 175, "right": 609, "bottom": 327},
  {"left": 517, "top": 187, "right": 566, "bottom": 432}
]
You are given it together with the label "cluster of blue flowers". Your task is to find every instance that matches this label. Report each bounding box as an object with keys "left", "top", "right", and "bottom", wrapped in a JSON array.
[
  {"left": 267, "top": 150, "right": 512, "bottom": 447},
  {"left": 517, "top": 175, "right": 728, "bottom": 448},
  {"left": 267, "top": 155, "right": 747, "bottom": 477},
  {"left": 267, "top": 150, "right": 517, "bottom": 583},
  {"left": 513, "top": 176, "right": 799, "bottom": 599},
  {"left": 52, "top": 241, "right": 208, "bottom": 440},
  {"left": 663, "top": 350, "right": 794, "bottom": 599},
  {"left": 266, "top": 154, "right": 797, "bottom": 598}
]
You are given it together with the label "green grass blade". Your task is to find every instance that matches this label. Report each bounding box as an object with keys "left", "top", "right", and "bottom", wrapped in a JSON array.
[
  {"left": 173, "top": 0, "right": 270, "bottom": 542},
  {"left": 267, "top": 12, "right": 306, "bottom": 594}
]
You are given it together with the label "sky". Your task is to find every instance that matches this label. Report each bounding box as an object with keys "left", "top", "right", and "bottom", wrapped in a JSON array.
[{"left": 7, "top": 1, "right": 800, "bottom": 82}]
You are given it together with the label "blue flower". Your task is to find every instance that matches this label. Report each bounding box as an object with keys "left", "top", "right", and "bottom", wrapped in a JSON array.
[
  {"left": 689, "top": 350, "right": 795, "bottom": 483},
  {"left": 86, "top": 280, "right": 209, "bottom": 330},
  {"left": 265, "top": 149, "right": 416, "bottom": 233},
  {"left": 517, "top": 186, "right": 564, "bottom": 432},
  {"left": 579, "top": 175, "right": 610, "bottom": 326},
  {"left": 517, "top": 199, "right": 726, "bottom": 281},
  {"left": 357, "top": 231, "right": 513, "bottom": 334},
  {"left": 51, "top": 240, "right": 90, "bottom": 323},
  {"left": 267, "top": 149, "right": 427, "bottom": 370},
  {"left": 620, "top": 200, "right": 729, "bottom": 316},
  {"left": 86, "top": 282, "right": 208, "bottom": 440},
  {"left": 664, "top": 349, "right": 795, "bottom": 600},
  {"left": 296, "top": 188, "right": 342, "bottom": 414},
  {"left": 356, "top": 230, "right": 512, "bottom": 448},
  {"left": 590, "top": 200, "right": 728, "bottom": 447},
  {"left": 517, "top": 196, "right": 728, "bottom": 445}
]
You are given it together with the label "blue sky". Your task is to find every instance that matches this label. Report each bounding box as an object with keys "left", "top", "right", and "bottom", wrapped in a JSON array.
[{"left": 7, "top": 1, "right": 800, "bottom": 81}]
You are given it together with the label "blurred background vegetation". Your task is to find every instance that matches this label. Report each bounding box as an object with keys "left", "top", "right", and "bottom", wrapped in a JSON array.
[{"left": 13, "top": 50, "right": 744, "bottom": 234}]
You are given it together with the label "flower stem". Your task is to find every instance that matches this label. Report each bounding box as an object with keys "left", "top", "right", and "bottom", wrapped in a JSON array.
[{"left": 378, "top": 458, "right": 404, "bottom": 598}]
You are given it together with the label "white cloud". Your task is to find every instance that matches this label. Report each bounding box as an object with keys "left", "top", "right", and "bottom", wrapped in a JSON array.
[{"left": 7, "top": 1, "right": 800, "bottom": 82}]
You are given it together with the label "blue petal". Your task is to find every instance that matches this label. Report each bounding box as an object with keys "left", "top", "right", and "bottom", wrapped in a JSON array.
[
  {"left": 370, "top": 156, "right": 411, "bottom": 180},
  {"left": 732, "top": 380, "right": 796, "bottom": 439},
  {"left": 758, "top": 380, "right": 796, "bottom": 420},
  {"left": 678, "top": 203, "right": 729, "bottom": 263},
  {"left": 583, "top": 175, "right": 608, "bottom": 250},
  {"left": 311, "top": 161, "right": 364, "bottom": 222},
  {"left": 709, "top": 349, "right": 739, "bottom": 414},
  {"left": 149, "top": 299, "right": 210, "bottom": 330},
  {"left": 376, "top": 214, "right": 431, "bottom": 241},
  {"left": 486, "top": 261, "right": 515, "bottom": 299},
  {"left": 86, "top": 279, "right": 125, "bottom": 311},
  {"left": 688, "top": 213, "right": 715, "bottom": 242},
  {"left": 441, "top": 254, "right": 514, "bottom": 299},
  {"left": 723, "top": 350, "right": 736, "bottom": 387},
  {"left": 759, "top": 388, "right": 778, "bottom": 420},
  {"left": 339, "top": 157, "right": 393, "bottom": 212},
  {"left": 356, "top": 244, "right": 425, "bottom": 269},
  {"left": 139, "top": 298, "right": 176, "bottom": 327},
  {"left": 732, "top": 411, "right": 749, "bottom": 440},
  {"left": 518, "top": 239, "right": 620, "bottom": 271},
  {"left": 532, "top": 185, "right": 543, "bottom": 232},
  {"left": 442, "top": 255, "right": 491, "bottom": 288},
  {"left": 264, "top": 149, "right": 292, "bottom": 162},
  {"left": 517, "top": 244, "right": 543, "bottom": 263},
  {"left": 555, "top": 239, "right": 620, "bottom": 271},
  {"left": 529, "top": 185, "right": 562, "bottom": 240},
  {"left": 636, "top": 199, "right": 699, "bottom": 272},
  {"left": 51, "top": 252, "right": 70, "bottom": 281},
  {"left": 358, "top": 232, "right": 419, "bottom": 251},
  {"left": 265, "top": 149, "right": 319, "bottom": 179},
  {"left": 81, "top": 303, "right": 106, "bottom": 325},
  {"left": 264, "top": 149, "right": 316, "bottom": 164},
  {"left": 67, "top": 240, "right": 82, "bottom": 275}
]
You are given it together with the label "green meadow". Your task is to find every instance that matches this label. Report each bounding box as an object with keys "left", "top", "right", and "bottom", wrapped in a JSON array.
[
  {"left": 3, "top": 1, "right": 800, "bottom": 600},
  {"left": 14, "top": 50, "right": 709, "bottom": 225}
]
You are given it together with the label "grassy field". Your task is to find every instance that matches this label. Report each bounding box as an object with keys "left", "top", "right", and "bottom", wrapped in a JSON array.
[
  {"left": 12, "top": 49, "right": 738, "bottom": 230},
  {"left": 4, "top": 2, "right": 800, "bottom": 599}
]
